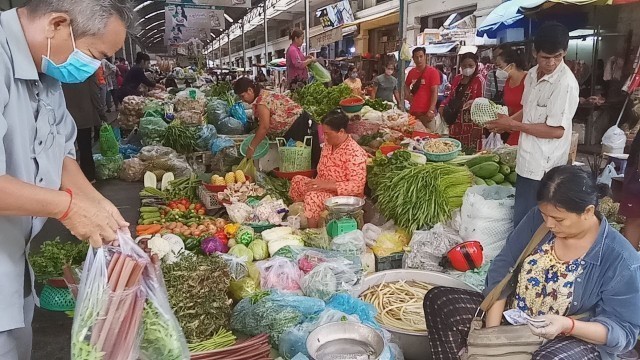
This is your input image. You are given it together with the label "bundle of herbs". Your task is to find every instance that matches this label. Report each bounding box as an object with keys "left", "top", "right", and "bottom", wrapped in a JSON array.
[
  {"left": 375, "top": 163, "right": 473, "bottom": 232},
  {"left": 29, "top": 238, "right": 88, "bottom": 284},
  {"left": 162, "top": 120, "right": 198, "bottom": 154},
  {"left": 291, "top": 83, "right": 352, "bottom": 122},
  {"left": 162, "top": 254, "right": 232, "bottom": 343},
  {"left": 367, "top": 150, "right": 416, "bottom": 193}
]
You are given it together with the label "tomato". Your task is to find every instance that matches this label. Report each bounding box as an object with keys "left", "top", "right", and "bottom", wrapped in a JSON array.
[
  {"left": 180, "top": 199, "right": 189, "bottom": 206},
  {"left": 194, "top": 203, "right": 203, "bottom": 211},
  {"left": 177, "top": 204, "right": 186, "bottom": 212},
  {"left": 197, "top": 209, "right": 205, "bottom": 215}
]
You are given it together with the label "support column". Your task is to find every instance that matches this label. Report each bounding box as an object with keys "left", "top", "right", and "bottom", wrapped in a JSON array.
[
  {"left": 263, "top": 1, "right": 268, "bottom": 68},
  {"left": 228, "top": 34, "right": 232, "bottom": 68},
  {"left": 304, "top": 0, "right": 310, "bottom": 55},
  {"left": 218, "top": 38, "right": 222, "bottom": 67},
  {"left": 397, "top": 0, "right": 408, "bottom": 110},
  {"left": 242, "top": 20, "right": 246, "bottom": 69}
]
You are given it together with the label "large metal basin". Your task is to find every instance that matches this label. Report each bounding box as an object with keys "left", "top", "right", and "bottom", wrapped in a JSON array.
[
  {"left": 307, "top": 322, "right": 385, "bottom": 360},
  {"left": 351, "top": 269, "right": 477, "bottom": 360}
]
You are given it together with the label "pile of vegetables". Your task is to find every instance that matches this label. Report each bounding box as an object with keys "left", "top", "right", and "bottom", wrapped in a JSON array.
[
  {"left": 375, "top": 163, "right": 473, "bottom": 231},
  {"left": 137, "top": 234, "right": 186, "bottom": 264},
  {"left": 162, "top": 120, "right": 198, "bottom": 154},
  {"left": 190, "top": 333, "right": 271, "bottom": 360},
  {"left": 291, "top": 83, "right": 352, "bottom": 122},
  {"left": 367, "top": 150, "right": 415, "bottom": 193},
  {"left": 218, "top": 182, "right": 266, "bottom": 203},
  {"left": 211, "top": 170, "right": 247, "bottom": 186},
  {"left": 29, "top": 238, "right": 88, "bottom": 284},
  {"left": 364, "top": 98, "right": 392, "bottom": 112},
  {"left": 188, "top": 328, "right": 236, "bottom": 353},
  {"left": 360, "top": 280, "right": 433, "bottom": 332},
  {"left": 465, "top": 154, "right": 517, "bottom": 187},
  {"left": 162, "top": 254, "right": 232, "bottom": 343}
]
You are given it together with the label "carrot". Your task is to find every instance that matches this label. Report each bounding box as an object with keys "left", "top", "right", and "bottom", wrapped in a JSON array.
[
  {"left": 138, "top": 224, "right": 162, "bottom": 236},
  {"left": 136, "top": 225, "right": 154, "bottom": 231}
]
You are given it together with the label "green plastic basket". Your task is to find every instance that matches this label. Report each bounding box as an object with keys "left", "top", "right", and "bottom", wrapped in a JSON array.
[
  {"left": 423, "top": 138, "right": 462, "bottom": 162},
  {"left": 240, "top": 134, "right": 270, "bottom": 159},
  {"left": 277, "top": 136, "right": 313, "bottom": 172},
  {"left": 40, "top": 284, "right": 75, "bottom": 312}
]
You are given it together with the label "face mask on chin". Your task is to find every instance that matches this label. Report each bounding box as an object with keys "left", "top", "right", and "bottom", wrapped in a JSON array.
[{"left": 41, "top": 26, "right": 101, "bottom": 83}]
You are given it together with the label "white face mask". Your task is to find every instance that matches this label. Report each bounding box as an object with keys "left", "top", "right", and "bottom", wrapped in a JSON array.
[
  {"left": 496, "top": 66, "right": 510, "bottom": 80},
  {"left": 461, "top": 67, "right": 476, "bottom": 77}
]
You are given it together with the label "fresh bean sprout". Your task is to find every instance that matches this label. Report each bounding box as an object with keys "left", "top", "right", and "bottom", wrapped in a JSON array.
[{"left": 359, "top": 281, "right": 433, "bottom": 332}]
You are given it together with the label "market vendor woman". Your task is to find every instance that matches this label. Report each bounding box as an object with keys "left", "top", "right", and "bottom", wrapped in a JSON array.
[
  {"left": 424, "top": 165, "right": 640, "bottom": 359},
  {"left": 289, "top": 110, "right": 368, "bottom": 228},
  {"left": 234, "top": 78, "right": 321, "bottom": 167}
]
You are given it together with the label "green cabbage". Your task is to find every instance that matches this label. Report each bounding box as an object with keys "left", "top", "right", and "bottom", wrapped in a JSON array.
[
  {"left": 228, "top": 244, "right": 254, "bottom": 262},
  {"left": 248, "top": 239, "right": 268, "bottom": 260},
  {"left": 308, "top": 63, "right": 331, "bottom": 84}
]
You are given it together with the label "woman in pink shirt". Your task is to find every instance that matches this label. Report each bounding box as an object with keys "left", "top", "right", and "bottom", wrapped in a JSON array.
[{"left": 286, "top": 29, "right": 315, "bottom": 90}]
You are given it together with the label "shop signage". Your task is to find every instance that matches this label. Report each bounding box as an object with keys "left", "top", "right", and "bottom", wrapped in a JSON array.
[
  {"left": 163, "top": 0, "right": 250, "bottom": 8},
  {"left": 315, "top": 0, "right": 354, "bottom": 30},
  {"left": 310, "top": 27, "right": 344, "bottom": 49},
  {"left": 165, "top": 3, "right": 223, "bottom": 45}
]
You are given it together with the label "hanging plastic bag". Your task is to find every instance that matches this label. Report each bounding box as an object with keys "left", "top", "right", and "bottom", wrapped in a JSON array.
[
  {"left": 233, "top": 157, "right": 257, "bottom": 179},
  {"left": 99, "top": 123, "right": 120, "bottom": 157},
  {"left": 257, "top": 257, "right": 304, "bottom": 294},
  {"left": 482, "top": 132, "right": 504, "bottom": 151},
  {"left": 601, "top": 125, "right": 627, "bottom": 153},
  {"left": 308, "top": 63, "right": 331, "bottom": 84},
  {"left": 597, "top": 163, "right": 618, "bottom": 186},
  {"left": 400, "top": 41, "right": 412, "bottom": 61}
]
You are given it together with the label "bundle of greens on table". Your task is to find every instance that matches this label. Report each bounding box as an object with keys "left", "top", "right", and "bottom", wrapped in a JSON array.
[
  {"left": 29, "top": 238, "right": 88, "bottom": 284},
  {"left": 291, "top": 83, "right": 352, "bottom": 122}
]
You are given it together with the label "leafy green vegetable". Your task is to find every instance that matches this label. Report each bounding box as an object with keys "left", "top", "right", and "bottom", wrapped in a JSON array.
[
  {"left": 162, "top": 255, "right": 231, "bottom": 343},
  {"left": 139, "top": 302, "right": 185, "bottom": 360},
  {"left": 291, "top": 83, "right": 352, "bottom": 122},
  {"left": 29, "top": 238, "right": 88, "bottom": 284},
  {"left": 367, "top": 150, "right": 416, "bottom": 193},
  {"left": 258, "top": 174, "right": 292, "bottom": 205},
  {"left": 364, "top": 98, "right": 392, "bottom": 112},
  {"left": 162, "top": 120, "right": 198, "bottom": 154}
]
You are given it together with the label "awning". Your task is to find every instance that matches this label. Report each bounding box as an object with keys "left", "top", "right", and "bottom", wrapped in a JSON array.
[
  {"left": 476, "top": 0, "right": 547, "bottom": 38},
  {"left": 424, "top": 42, "right": 459, "bottom": 54},
  {"left": 342, "top": 9, "right": 398, "bottom": 28}
]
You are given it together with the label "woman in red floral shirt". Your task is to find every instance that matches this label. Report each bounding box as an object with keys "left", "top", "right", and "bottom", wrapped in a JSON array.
[
  {"left": 234, "top": 78, "right": 320, "bottom": 167},
  {"left": 439, "top": 52, "right": 484, "bottom": 151},
  {"left": 290, "top": 110, "right": 368, "bottom": 228}
]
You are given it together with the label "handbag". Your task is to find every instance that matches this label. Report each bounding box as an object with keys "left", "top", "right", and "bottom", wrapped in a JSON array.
[
  {"left": 490, "top": 72, "right": 504, "bottom": 105},
  {"left": 462, "top": 224, "right": 550, "bottom": 360},
  {"left": 442, "top": 81, "right": 471, "bottom": 125},
  {"left": 410, "top": 67, "right": 428, "bottom": 95}
]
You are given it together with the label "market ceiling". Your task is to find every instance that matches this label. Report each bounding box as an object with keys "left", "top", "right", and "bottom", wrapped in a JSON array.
[{"left": 134, "top": 0, "right": 263, "bottom": 54}]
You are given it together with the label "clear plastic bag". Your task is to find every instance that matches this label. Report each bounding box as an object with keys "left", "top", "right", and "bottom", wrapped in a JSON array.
[
  {"left": 71, "top": 231, "right": 189, "bottom": 360},
  {"left": 230, "top": 292, "right": 325, "bottom": 346},
  {"left": 210, "top": 146, "right": 243, "bottom": 174},
  {"left": 490, "top": 146, "right": 518, "bottom": 169},
  {"left": 301, "top": 262, "right": 359, "bottom": 301},
  {"left": 94, "top": 154, "right": 124, "bottom": 180},
  {"left": 482, "top": 132, "right": 504, "bottom": 151},
  {"left": 331, "top": 229, "right": 366, "bottom": 255},
  {"left": 139, "top": 117, "right": 168, "bottom": 146},
  {"left": 256, "top": 257, "right": 304, "bottom": 294},
  {"left": 216, "top": 116, "right": 245, "bottom": 135},
  {"left": 371, "top": 231, "right": 407, "bottom": 257},
  {"left": 196, "top": 124, "right": 218, "bottom": 151},
  {"left": 206, "top": 99, "right": 229, "bottom": 126},
  {"left": 601, "top": 125, "right": 627, "bottom": 152},
  {"left": 219, "top": 253, "right": 249, "bottom": 280},
  {"left": 229, "top": 277, "right": 259, "bottom": 302},
  {"left": 597, "top": 163, "right": 618, "bottom": 186},
  {"left": 138, "top": 146, "right": 178, "bottom": 162},
  {"left": 119, "top": 158, "right": 147, "bottom": 182},
  {"left": 403, "top": 223, "right": 463, "bottom": 272}
]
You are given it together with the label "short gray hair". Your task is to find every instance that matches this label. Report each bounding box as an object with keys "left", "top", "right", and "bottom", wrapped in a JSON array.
[{"left": 23, "top": 0, "right": 138, "bottom": 37}]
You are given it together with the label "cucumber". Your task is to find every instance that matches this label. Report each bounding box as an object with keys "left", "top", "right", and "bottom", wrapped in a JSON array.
[
  {"left": 473, "top": 177, "right": 487, "bottom": 186},
  {"left": 499, "top": 164, "right": 511, "bottom": 176},
  {"left": 470, "top": 162, "right": 500, "bottom": 179},
  {"left": 140, "top": 206, "right": 160, "bottom": 213},
  {"left": 142, "top": 217, "right": 161, "bottom": 225},
  {"left": 507, "top": 172, "right": 517, "bottom": 184},
  {"left": 485, "top": 179, "right": 496, "bottom": 186},
  {"left": 141, "top": 212, "right": 161, "bottom": 219},
  {"left": 491, "top": 173, "right": 505, "bottom": 184},
  {"left": 465, "top": 154, "right": 500, "bottom": 169}
]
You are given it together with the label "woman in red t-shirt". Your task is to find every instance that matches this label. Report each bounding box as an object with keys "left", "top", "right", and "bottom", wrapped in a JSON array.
[
  {"left": 495, "top": 47, "right": 528, "bottom": 145},
  {"left": 439, "top": 52, "right": 484, "bottom": 151}
]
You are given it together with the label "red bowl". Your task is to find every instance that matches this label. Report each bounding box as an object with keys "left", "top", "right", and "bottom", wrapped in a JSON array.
[
  {"left": 339, "top": 97, "right": 364, "bottom": 106},
  {"left": 379, "top": 145, "right": 402, "bottom": 155},
  {"left": 412, "top": 131, "right": 440, "bottom": 139},
  {"left": 272, "top": 168, "right": 316, "bottom": 180}
]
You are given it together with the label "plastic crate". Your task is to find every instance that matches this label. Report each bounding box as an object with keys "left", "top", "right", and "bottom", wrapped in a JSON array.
[
  {"left": 40, "top": 284, "right": 75, "bottom": 312},
  {"left": 198, "top": 185, "right": 222, "bottom": 210},
  {"left": 375, "top": 252, "right": 405, "bottom": 272}
]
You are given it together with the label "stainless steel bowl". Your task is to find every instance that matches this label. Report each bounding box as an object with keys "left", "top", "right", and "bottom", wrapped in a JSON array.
[
  {"left": 307, "top": 322, "right": 385, "bottom": 360},
  {"left": 325, "top": 196, "right": 366, "bottom": 213},
  {"left": 351, "top": 269, "right": 477, "bottom": 360}
]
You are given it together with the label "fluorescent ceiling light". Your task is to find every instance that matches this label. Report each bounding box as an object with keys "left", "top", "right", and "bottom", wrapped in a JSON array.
[
  {"left": 224, "top": 14, "right": 233, "bottom": 22},
  {"left": 134, "top": 1, "right": 153, "bottom": 12},
  {"left": 144, "top": 10, "right": 164, "bottom": 20},
  {"left": 144, "top": 20, "right": 164, "bottom": 31}
]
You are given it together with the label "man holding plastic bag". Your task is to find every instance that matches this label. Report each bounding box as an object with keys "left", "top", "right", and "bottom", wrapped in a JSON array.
[
  {"left": 485, "top": 22, "right": 579, "bottom": 226},
  {"left": 0, "top": 1, "right": 134, "bottom": 358}
]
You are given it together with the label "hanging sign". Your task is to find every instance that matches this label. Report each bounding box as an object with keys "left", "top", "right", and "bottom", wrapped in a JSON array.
[
  {"left": 315, "top": 0, "right": 354, "bottom": 30},
  {"left": 165, "top": 3, "right": 223, "bottom": 45},
  {"left": 310, "top": 27, "right": 343, "bottom": 49}
]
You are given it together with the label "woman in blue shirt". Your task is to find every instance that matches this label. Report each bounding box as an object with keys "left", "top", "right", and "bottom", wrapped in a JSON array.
[{"left": 424, "top": 165, "right": 640, "bottom": 359}]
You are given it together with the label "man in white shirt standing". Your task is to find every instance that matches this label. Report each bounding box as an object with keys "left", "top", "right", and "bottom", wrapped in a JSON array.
[{"left": 487, "top": 22, "right": 579, "bottom": 227}]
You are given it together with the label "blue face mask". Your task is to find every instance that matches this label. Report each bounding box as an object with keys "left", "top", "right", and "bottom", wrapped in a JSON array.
[{"left": 41, "top": 27, "right": 101, "bottom": 83}]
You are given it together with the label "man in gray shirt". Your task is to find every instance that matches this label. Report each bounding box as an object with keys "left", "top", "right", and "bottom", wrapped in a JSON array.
[
  {"left": 0, "top": 1, "right": 135, "bottom": 358},
  {"left": 372, "top": 63, "right": 401, "bottom": 105}
]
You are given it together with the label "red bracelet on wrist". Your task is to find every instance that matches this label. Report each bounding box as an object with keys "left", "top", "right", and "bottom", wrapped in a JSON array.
[
  {"left": 562, "top": 317, "right": 576, "bottom": 336},
  {"left": 58, "top": 189, "right": 73, "bottom": 221}
]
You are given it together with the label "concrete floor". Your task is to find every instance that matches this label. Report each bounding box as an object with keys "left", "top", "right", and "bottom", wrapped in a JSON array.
[{"left": 30, "top": 180, "right": 142, "bottom": 360}]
